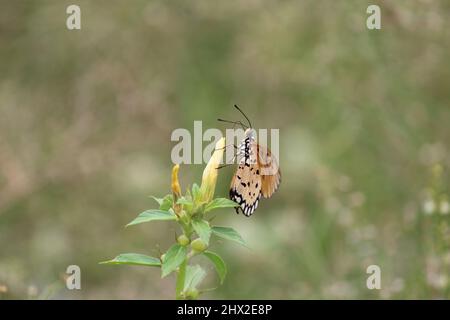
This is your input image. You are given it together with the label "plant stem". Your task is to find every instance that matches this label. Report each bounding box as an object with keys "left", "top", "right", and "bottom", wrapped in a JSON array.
[{"left": 176, "top": 259, "right": 187, "bottom": 299}]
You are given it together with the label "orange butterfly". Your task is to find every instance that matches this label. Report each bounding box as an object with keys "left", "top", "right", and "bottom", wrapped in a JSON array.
[{"left": 219, "top": 105, "right": 281, "bottom": 216}]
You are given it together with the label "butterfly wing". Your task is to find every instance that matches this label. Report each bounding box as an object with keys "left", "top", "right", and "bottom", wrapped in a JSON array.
[
  {"left": 257, "top": 144, "right": 281, "bottom": 198},
  {"left": 229, "top": 132, "right": 281, "bottom": 216},
  {"left": 230, "top": 160, "right": 262, "bottom": 217}
]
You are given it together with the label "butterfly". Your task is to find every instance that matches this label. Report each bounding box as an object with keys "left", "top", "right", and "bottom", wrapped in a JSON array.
[{"left": 218, "top": 105, "right": 281, "bottom": 217}]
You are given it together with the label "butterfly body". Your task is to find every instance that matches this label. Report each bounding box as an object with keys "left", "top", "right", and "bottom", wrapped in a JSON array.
[{"left": 229, "top": 128, "right": 281, "bottom": 216}]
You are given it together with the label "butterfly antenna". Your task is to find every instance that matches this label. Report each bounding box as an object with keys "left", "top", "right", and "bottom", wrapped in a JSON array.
[
  {"left": 234, "top": 104, "right": 252, "bottom": 128},
  {"left": 217, "top": 118, "right": 248, "bottom": 129}
]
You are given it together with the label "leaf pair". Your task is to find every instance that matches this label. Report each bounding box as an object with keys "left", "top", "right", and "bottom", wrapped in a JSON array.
[
  {"left": 125, "top": 197, "right": 238, "bottom": 228},
  {"left": 100, "top": 251, "right": 226, "bottom": 288},
  {"left": 100, "top": 246, "right": 187, "bottom": 280}
]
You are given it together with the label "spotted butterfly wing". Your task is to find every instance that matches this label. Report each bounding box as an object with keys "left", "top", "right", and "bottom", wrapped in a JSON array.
[
  {"left": 230, "top": 131, "right": 280, "bottom": 216},
  {"left": 229, "top": 159, "right": 262, "bottom": 216}
]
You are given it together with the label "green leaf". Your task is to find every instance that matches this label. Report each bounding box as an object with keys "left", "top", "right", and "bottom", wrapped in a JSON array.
[
  {"left": 192, "top": 183, "right": 200, "bottom": 202},
  {"left": 177, "top": 196, "right": 194, "bottom": 211},
  {"left": 192, "top": 219, "right": 211, "bottom": 245},
  {"left": 126, "top": 209, "right": 176, "bottom": 227},
  {"left": 161, "top": 244, "right": 187, "bottom": 278},
  {"left": 159, "top": 194, "right": 174, "bottom": 211},
  {"left": 205, "top": 198, "right": 239, "bottom": 213},
  {"left": 212, "top": 226, "right": 247, "bottom": 247},
  {"left": 184, "top": 265, "right": 206, "bottom": 292},
  {"left": 176, "top": 197, "right": 192, "bottom": 206},
  {"left": 149, "top": 196, "right": 164, "bottom": 206},
  {"left": 203, "top": 251, "right": 227, "bottom": 284},
  {"left": 100, "top": 253, "right": 161, "bottom": 267}
]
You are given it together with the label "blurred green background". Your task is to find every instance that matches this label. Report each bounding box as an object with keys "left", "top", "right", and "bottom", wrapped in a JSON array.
[{"left": 1, "top": 0, "right": 449, "bottom": 299}]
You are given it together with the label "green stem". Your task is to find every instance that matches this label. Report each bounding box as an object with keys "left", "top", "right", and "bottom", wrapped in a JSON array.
[
  {"left": 175, "top": 216, "right": 192, "bottom": 300},
  {"left": 176, "top": 259, "right": 187, "bottom": 299}
]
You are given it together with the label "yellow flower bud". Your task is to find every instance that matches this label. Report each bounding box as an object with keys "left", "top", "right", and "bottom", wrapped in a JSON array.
[
  {"left": 177, "top": 234, "right": 190, "bottom": 246},
  {"left": 171, "top": 164, "right": 182, "bottom": 199},
  {"left": 199, "top": 137, "right": 225, "bottom": 202},
  {"left": 191, "top": 238, "right": 208, "bottom": 252},
  {"left": 171, "top": 164, "right": 182, "bottom": 214}
]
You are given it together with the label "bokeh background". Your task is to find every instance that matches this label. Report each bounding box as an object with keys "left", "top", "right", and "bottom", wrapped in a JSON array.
[{"left": 1, "top": 0, "right": 449, "bottom": 299}]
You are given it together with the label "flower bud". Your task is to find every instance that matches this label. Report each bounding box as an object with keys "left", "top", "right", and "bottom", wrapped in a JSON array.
[
  {"left": 191, "top": 238, "right": 207, "bottom": 252},
  {"left": 185, "top": 289, "right": 199, "bottom": 299},
  {"left": 171, "top": 164, "right": 182, "bottom": 197},
  {"left": 171, "top": 164, "right": 182, "bottom": 214},
  {"left": 177, "top": 234, "right": 190, "bottom": 246},
  {"left": 199, "top": 137, "right": 225, "bottom": 202}
]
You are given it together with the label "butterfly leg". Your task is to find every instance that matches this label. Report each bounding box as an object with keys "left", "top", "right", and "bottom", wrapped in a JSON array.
[
  {"left": 216, "top": 164, "right": 232, "bottom": 170},
  {"left": 215, "top": 144, "right": 238, "bottom": 169},
  {"left": 216, "top": 152, "right": 238, "bottom": 170},
  {"left": 214, "top": 144, "right": 238, "bottom": 151}
]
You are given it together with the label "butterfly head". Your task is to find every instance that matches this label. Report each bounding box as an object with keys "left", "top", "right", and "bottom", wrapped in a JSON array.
[{"left": 244, "top": 128, "right": 256, "bottom": 141}]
